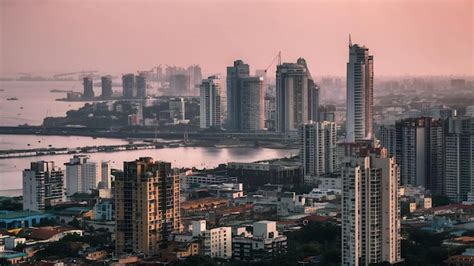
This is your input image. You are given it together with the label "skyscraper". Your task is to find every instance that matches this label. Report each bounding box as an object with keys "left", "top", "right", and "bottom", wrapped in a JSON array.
[
  {"left": 346, "top": 37, "right": 374, "bottom": 142},
  {"left": 200, "top": 75, "right": 221, "bottom": 129},
  {"left": 226, "top": 60, "right": 264, "bottom": 132},
  {"left": 23, "top": 161, "right": 64, "bottom": 211},
  {"left": 101, "top": 75, "right": 113, "bottom": 98},
  {"left": 395, "top": 117, "right": 444, "bottom": 194},
  {"left": 308, "top": 80, "right": 320, "bottom": 122},
  {"left": 299, "top": 121, "right": 337, "bottom": 177},
  {"left": 115, "top": 158, "right": 180, "bottom": 256},
  {"left": 445, "top": 117, "right": 474, "bottom": 202},
  {"left": 341, "top": 147, "right": 402, "bottom": 265},
  {"left": 240, "top": 76, "right": 264, "bottom": 132},
  {"left": 122, "top": 74, "right": 136, "bottom": 99},
  {"left": 379, "top": 125, "right": 396, "bottom": 157},
  {"left": 226, "top": 60, "right": 250, "bottom": 131},
  {"left": 136, "top": 72, "right": 147, "bottom": 98},
  {"left": 83, "top": 77, "right": 94, "bottom": 99},
  {"left": 276, "top": 58, "right": 317, "bottom": 132}
]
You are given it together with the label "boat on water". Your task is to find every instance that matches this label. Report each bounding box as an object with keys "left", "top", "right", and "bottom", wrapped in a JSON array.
[{"left": 7, "top": 97, "right": 18, "bottom": 100}]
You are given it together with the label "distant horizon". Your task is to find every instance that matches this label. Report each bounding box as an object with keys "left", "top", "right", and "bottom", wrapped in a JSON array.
[{"left": 1, "top": 0, "right": 473, "bottom": 76}]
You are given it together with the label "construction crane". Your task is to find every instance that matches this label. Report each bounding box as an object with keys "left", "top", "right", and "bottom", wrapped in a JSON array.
[{"left": 264, "top": 51, "right": 281, "bottom": 73}]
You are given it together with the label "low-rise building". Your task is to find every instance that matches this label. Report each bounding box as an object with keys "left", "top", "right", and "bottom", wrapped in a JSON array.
[
  {"left": 180, "top": 171, "right": 237, "bottom": 190},
  {"left": 0, "top": 211, "right": 55, "bottom": 229},
  {"left": 93, "top": 199, "right": 114, "bottom": 221},
  {"left": 228, "top": 162, "right": 303, "bottom": 190},
  {"left": 22, "top": 226, "right": 84, "bottom": 242},
  {"left": 191, "top": 220, "right": 232, "bottom": 259},
  {"left": 232, "top": 221, "right": 287, "bottom": 262}
]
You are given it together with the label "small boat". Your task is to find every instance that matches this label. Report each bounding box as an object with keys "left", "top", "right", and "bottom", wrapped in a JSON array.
[
  {"left": 20, "top": 107, "right": 24, "bottom": 109},
  {"left": 7, "top": 97, "right": 18, "bottom": 101}
]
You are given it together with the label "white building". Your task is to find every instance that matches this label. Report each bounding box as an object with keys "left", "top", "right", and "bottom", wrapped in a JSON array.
[
  {"left": 23, "top": 161, "right": 65, "bottom": 211},
  {"left": 341, "top": 147, "right": 402, "bottom": 265},
  {"left": 200, "top": 75, "right": 221, "bottom": 129},
  {"left": 191, "top": 220, "right": 231, "bottom": 259},
  {"left": 299, "top": 121, "right": 337, "bottom": 179},
  {"left": 306, "top": 175, "right": 342, "bottom": 190},
  {"left": 65, "top": 155, "right": 111, "bottom": 196},
  {"left": 232, "top": 221, "right": 287, "bottom": 261},
  {"left": 179, "top": 171, "right": 237, "bottom": 190}
]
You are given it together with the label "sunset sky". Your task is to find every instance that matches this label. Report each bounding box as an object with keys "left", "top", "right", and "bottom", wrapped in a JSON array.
[{"left": 1, "top": 0, "right": 473, "bottom": 76}]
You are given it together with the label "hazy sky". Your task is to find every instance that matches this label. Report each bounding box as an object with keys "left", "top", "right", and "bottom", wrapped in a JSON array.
[{"left": 1, "top": 0, "right": 473, "bottom": 76}]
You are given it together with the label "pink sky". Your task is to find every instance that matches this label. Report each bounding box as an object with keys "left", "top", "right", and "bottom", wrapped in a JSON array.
[{"left": 1, "top": 0, "right": 473, "bottom": 76}]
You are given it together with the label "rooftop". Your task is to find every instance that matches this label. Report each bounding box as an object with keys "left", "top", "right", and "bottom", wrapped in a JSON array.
[{"left": 0, "top": 211, "right": 50, "bottom": 220}]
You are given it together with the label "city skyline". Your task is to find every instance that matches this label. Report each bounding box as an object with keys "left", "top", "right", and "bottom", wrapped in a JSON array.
[{"left": 1, "top": 0, "right": 473, "bottom": 76}]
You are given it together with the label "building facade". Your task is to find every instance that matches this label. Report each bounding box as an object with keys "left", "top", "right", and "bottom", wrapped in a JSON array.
[
  {"left": 240, "top": 76, "right": 264, "bottom": 132},
  {"left": 445, "top": 117, "right": 474, "bottom": 202},
  {"left": 275, "top": 62, "right": 308, "bottom": 132},
  {"left": 299, "top": 121, "right": 337, "bottom": 177},
  {"left": 226, "top": 60, "right": 250, "bottom": 131},
  {"left": 395, "top": 117, "right": 444, "bottom": 194},
  {"left": 136, "top": 72, "right": 147, "bottom": 98},
  {"left": 115, "top": 158, "right": 180, "bottom": 256},
  {"left": 64, "top": 155, "right": 110, "bottom": 196},
  {"left": 341, "top": 148, "right": 402, "bottom": 265},
  {"left": 23, "top": 161, "right": 65, "bottom": 211},
  {"left": 346, "top": 39, "right": 374, "bottom": 142},
  {"left": 232, "top": 221, "right": 287, "bottom": 261},
  {"left": 101, "top": 75, "right": 113, "bottom": 98},
  {"left": 122, "top": 74, "right": 136, "bottom": 99},
  {"left": 200, "top": 75, "right": 221, "bottom": 129},
  {"left": 83, "top": 77, "right": 94, "bottom": 99}
]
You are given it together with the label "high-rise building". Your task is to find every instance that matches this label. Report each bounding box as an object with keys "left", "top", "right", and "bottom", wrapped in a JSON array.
[
  {"left": 346, "top": 38, "right": 374, "bottom": 142},
  {"left": 64, "top": 155, "right": 110, "bottom": 196},
  {"left": 169, "top": 97, "right": 186, "bottom": 121},
  {"left": 276, "top": 58, "right": 317, "bottom": 132},
  {"left": 226, "top": 60, "right": 250, "bottom": 131},
  {"left": 308, "top": 80, "right": 320, "bottom": 122},
  {"left": 445, "top": 117, "right": 474, "bottom": 202},
  {"left": 170, "top": 74, "right": 190, "bottom": 95},
  {"left": 115, "top": 158, "right": 180, "bottom": 256},
  {"left": 122, "top": 74, "right": 136, "bottom": 99},
  {"left": 318, "top": 105, "right": 336, "bottom": 123},
  {"left": 264, "top": 92, "right": 276, "bottom": 131},
  {"left": 341, "top": 147, "right": 402, "bottom": 265},
  {"left": 395, "top": 117, "right": 444, "bottom": 194},
  {"left": 226, "top": 60, "right": 264, "bottom": 132},
  {"left": 240, "top": 76, "right": 264, "bottom": 132},
  {"left": 101, "top": 75, "right": 113, "bottom": 98},
  {"left": 83, "top": 77, "right": 94, "bottom": 99},
  {"left": 200, "top": 75, "right": 221, "bottom": 129},
  {"left": 136, "top": 72, "right": 147, "bottom": 98},
  {"left": 187, "top": 65, "right": 203, "bottom": 95},
  {"left": 23, "top": 161, "right": 65, "bottom": 211},
  {"left": 379, "top": 125, "right": 396, "bottom": 157},
  {"left": 299, "top": 121, "right": 337, "bottom": 178}
]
